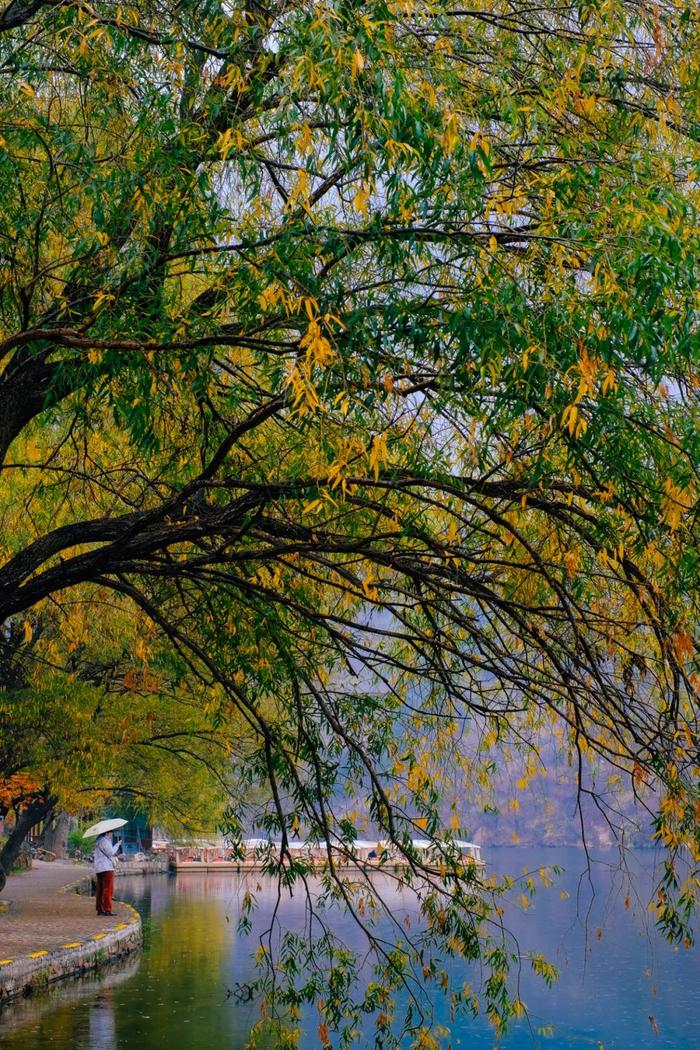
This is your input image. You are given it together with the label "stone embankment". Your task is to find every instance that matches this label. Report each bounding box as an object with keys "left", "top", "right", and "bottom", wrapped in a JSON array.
[{"left": 0, "top": 860, "right": 141, "bottom": 1005}]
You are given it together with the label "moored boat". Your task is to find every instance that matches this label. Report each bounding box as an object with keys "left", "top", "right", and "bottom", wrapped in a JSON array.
[{"left": 169, "top": 837, "right": 483, "bottom": 872}]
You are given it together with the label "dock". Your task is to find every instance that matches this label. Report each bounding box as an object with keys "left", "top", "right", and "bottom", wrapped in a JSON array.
[{"left": 169, "top": 838, "right": 483, "bottom": 873}]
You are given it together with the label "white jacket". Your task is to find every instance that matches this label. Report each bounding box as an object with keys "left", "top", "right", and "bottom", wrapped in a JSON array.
[{"left": 93, "top": 834, "right": 121, "bottom": 874}]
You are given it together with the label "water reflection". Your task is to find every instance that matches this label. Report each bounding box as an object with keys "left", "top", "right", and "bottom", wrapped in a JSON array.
[
  {"left": 88, "top": 990, "right": 117, "bottom": 1050},
  {"left": 0, "top": 849, "right": 698, "bottom": 1049},
  {"left": 0, "top": 955, "right": 139, "bottom": 1045}
]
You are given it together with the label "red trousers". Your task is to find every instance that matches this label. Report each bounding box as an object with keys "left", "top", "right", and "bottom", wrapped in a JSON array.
[{"left": 96, "top": 870, "right": 114, "bottom": 913}]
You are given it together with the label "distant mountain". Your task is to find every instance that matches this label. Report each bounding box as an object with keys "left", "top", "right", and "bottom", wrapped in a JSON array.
[{"left": 460, "top": 746, "right": 655, "bottom": 850}]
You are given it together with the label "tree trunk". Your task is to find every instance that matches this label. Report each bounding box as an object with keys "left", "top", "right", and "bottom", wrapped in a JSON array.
[
  {"left": 0, "top": 795, "right": 56, "bottom": 894},
  {"left": 40, "top": 809, "right": 73, "bottom": 859}
]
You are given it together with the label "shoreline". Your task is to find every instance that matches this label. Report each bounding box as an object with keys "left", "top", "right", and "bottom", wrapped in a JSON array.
[{"left": 0, "top": 864, "right": 142, "bottom": 1007}]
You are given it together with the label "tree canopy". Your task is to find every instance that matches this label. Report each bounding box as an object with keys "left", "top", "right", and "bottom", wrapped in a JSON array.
[
  {"left": 0, "top": 563, "right": 238, "bottom": 882},
  {"left": 1, "top": 0, "right": 699, "bottom": 1044}
]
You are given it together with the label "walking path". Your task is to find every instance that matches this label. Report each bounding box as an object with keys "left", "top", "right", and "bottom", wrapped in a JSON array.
[{"left": 0, "top": 860, "right": 137, "bottom": 963}]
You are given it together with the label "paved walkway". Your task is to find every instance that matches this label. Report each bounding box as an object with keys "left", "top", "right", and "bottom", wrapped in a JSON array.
[{"left": 0, "top": 861, "right": 131, "bottom": 960}]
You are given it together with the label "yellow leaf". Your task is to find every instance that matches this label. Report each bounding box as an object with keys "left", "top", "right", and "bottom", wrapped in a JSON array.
[
  {"left": 216, "top": 126, "right": 243, "bottom": 159},
  {"left": 300, "top": 319, "right": 334, "bottom": 366},
  {"left": 563, "top": 404, "right": 578, "bottom": 435},
  {"left": 368, "top": 433, "right": 389, "bottom": 480},
  {"left": 351, "top": 49, "right": 365, "bottom": 78},
  {"left": 353, "top": 183, "right": 370, "bottom": 216},
  {"left": 295, "top": 123, "right": 313, "bottom": 155},
  {"left": 563, "top": 550, "right": 580, "bottom": 576},
  {"left": 24, "top": 438, "right": 42, "bottom": 464},
  {"left": 661, "top": 479, "right": 691, "bottom": 531},
  {"left": 441, "top": 110, "right": 458, "bottom": 153},
  {"left": 602, "top": 367, "right": 618, "bottom": 395}
]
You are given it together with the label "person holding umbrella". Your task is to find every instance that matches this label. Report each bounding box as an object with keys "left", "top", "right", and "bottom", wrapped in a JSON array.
[{"left": 83, "top": 818, "right": 127, "bottom": 916}]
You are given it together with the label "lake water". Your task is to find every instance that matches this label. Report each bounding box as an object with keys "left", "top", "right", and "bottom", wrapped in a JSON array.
[{"left": 0, "top": 848, "right": 698, "bottom": 1049}]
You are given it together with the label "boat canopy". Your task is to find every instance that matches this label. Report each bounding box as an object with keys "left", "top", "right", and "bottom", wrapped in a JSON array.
[
  {"left": 237, "top": 836, "right": 480, "bottom": 857},
  {"left": 408, "top": 838, "right": 481, "bottom": 855}
]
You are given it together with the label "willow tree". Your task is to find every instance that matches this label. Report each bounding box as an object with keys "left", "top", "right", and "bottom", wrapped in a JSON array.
[
  {"left": 1, "top": 0, "right": 699, "bottom": 1043},
  {"left": 0, "top": 561, "right": 240, "bottom": 884}
]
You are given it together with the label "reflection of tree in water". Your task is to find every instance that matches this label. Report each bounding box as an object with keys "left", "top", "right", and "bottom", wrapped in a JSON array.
[
  {"left": 113, "top": 876, "right": 248, "bottom": 1049},
  {"left": 0, "top": 955, "right": 139, "bottom": 1046},
  {"left": 88, "top": 989, "right": 117, "bottom": 1049},
  {"left": 2, "top": 864, "right": 699, "bottom": 1050},
  {"left": 137, "top": 873, "right": 347, "bottom": 1049},
  {"left": 118, "top": 874, "right": 173, "bottom": 922}
]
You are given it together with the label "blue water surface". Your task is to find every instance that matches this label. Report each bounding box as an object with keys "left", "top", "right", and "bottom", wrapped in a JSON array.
[{"left": 0, "top": 847, "right": 697, "bottom": 1049}]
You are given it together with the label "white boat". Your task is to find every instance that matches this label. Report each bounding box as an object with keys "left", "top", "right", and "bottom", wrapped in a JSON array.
[
  {"left": 406, "top": 838, "right": 482, "bottom": 865},
  {"left": 170, "top": 836, "right": 483, "bottom": 871}
]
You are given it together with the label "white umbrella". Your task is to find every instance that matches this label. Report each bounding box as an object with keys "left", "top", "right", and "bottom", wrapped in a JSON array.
[{"left": 82, "top": 817, "right": 127, "bottom": 839}]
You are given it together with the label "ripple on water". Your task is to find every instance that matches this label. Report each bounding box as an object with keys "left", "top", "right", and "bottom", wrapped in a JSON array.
[{"left": 0, "top": 848, "right": 698, "bottom": 1050}]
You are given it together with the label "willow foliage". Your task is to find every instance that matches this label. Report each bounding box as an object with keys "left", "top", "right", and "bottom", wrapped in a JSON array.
[{"left": 1, "top": 0, "right": 699, "bottom": 1044}]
